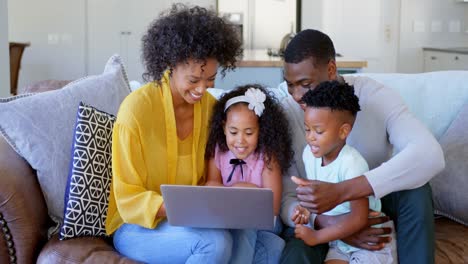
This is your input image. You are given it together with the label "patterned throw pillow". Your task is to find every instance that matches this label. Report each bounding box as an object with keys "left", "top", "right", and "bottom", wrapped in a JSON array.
[{"left": 59, "top": 102, "right": 116, "bottom": 239}]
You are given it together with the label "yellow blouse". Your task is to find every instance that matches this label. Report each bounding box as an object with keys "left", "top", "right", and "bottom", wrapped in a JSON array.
[{"left": 105, "top": 73, "right": 216, "bottom": 234}]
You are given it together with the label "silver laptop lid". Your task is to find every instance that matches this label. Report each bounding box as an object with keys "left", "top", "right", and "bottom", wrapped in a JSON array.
[{"left": 161, "top": 185, "right": 274, "bottom": 230}]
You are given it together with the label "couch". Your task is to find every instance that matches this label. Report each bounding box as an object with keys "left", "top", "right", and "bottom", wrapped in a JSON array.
[{"left": 0, "top": 70, "right": 467, "bottom": 263}]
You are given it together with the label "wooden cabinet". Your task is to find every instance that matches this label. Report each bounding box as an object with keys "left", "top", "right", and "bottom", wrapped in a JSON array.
[{"left": 423, "top": 50, "right": 468, "bottom": 72}]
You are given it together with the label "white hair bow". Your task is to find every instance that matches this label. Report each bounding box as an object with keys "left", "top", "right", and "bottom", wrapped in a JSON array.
[{"left": 224, "top": 87, "right": 267, "bottom": 116}]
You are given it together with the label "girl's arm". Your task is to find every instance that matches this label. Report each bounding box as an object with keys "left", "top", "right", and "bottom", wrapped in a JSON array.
[
  {"left": 295, "top": 198, "right": 369, "bottom": 246},
  {"left": 204, "top": 158, "right": 224, "bottom": 186},
  {"left": 262, "top": 158, "right": 283, "bottom": 216}
]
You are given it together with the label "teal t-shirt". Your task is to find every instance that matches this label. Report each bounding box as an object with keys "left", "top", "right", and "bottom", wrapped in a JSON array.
[{"left": 303, "top": 144, "right": 381, "bottom": 253}]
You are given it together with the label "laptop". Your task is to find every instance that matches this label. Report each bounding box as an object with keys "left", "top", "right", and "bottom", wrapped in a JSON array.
[{"left": 160, "top": 185, "right": 274, "bottom": 230}]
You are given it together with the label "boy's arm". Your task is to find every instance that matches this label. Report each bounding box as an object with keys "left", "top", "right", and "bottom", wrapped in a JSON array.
[
  {"left": 313, "top": 211, "right": 392, "bottom": 250},
  {"left": 204, "top": 158, "right": 224, "bottom": 186},
  {"left": 296, "top": 198, "right": 369, "bottom": 246}
]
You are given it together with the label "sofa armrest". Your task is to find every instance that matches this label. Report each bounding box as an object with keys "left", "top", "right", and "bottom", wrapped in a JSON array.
[
  {"left": 38, "top": 235, "right": 140, "bottom": 264},
  {"left": 0, "top": 137, "right": 49, "bottom": 263}
]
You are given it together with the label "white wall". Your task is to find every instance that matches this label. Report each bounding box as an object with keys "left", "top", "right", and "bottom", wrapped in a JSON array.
[
  {"left": 8, "top": 0, "right": 215, "bottom": 89},
  {"left": 218, "top": 0, "right": 250, "bottom": 47},
  {"left": 0, "top": 0, "right": 10, "bottom": 97},
  {"left": 301, "top": 0, "right": 400, "bottom": 72},
  {"left": 398, "top": 0, "right": 468, "bottom": 73},
  {"left": 8, "top": 0, "right": 86, "bottom": 91},
  {"left": 219, "top": 0, "right": 296, "bottom": 50},
  {"left": 301, "top": 0, "right": 323, "bottom": 30},
  {"left": 253, "top": 0, "right": 296, "bottom": 49},
  {"left": 301, "top": 0, "right": 468, "bottom": 73}
]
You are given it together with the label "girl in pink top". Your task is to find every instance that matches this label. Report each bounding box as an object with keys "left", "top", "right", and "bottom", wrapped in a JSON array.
[{"left": 205, "top": 84, "right": 293, "bottom": 263}]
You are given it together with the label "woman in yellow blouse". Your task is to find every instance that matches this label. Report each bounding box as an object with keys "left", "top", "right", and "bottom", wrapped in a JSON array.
[{"left": 105, "top": 4, "right": 242, "bottom": 264}]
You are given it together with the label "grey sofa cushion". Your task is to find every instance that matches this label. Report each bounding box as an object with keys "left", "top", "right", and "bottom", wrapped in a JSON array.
[
  {"left": 431, "top": 102, "right": 468, "bottom": 226},
  {"left": 0, "top": 55, "right": 131, "bottom": 227}
]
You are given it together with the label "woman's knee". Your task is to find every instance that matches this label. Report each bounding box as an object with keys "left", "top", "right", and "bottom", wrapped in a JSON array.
[{"left": 197, "top": 229, "right": 233, "bottom": 261}]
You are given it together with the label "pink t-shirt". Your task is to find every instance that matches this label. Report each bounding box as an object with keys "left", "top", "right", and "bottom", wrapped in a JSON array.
[{"left": 215, "top": 145, "right": 265, "bottom": 187}]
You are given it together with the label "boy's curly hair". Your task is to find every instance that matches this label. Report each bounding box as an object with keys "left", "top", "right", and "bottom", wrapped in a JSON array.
[
  {"left": 302, "top": 80, "right": 361, "bottom": 116},
  {"left": 206, "top": 84, "right": 293, "bottom": 174},
  {"left": 142, "top": 4, "right": 243, "bottom": 83}
]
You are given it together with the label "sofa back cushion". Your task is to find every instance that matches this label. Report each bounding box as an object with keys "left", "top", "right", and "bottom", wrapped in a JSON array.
[
  {"left": 0, "top": 55, "right": 131, "bottom": 232},
  {"left": 358, "top": 71, "right": 468, "bottom": 139},
  {"left": 430, "top": 102, "right": 468, "bottom": 225}
]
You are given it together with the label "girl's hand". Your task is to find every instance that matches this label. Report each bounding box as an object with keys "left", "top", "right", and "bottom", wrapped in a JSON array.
[
  {"left": 295, "top": 224, "right": 318, "bottom": 246},
  {"left": 291, "top": 205, "right": 310, "bottom": 225}
]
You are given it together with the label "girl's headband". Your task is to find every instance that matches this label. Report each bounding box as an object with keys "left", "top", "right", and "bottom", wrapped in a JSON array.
[{"left": 224, "top": 88, "right": 266, "bottom": 117}]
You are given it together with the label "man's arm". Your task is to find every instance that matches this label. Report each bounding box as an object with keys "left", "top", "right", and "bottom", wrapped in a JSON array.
[
  {"left": 280, "top": 165, "right": 301, "bottom": 227},
  {"left": 349, "top": 76, "right": 445, "bottom": 199}
]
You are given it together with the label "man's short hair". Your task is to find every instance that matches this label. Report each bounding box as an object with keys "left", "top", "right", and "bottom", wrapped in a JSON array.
[{"left": 284, "top": 29, "right": 336, "bottom": 67}]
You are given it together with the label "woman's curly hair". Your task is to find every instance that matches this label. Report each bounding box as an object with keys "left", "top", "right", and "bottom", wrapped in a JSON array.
[
  {"left": 142, "top": 4, "right": 243, "bottom": 83},
  {"left": 206, "top": 84, "right": 293, "bottom": 174}
]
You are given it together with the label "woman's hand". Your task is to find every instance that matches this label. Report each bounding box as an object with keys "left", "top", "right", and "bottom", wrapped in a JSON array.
[
  {"left": 291, "top": 205, "right": 310, "bottom": 225},
  {"left": 156, "top": 203, "right": 167, "bottom": 218},
  {"left": 341, "top": 211, "right": 393, "bottom": 250},
  {"left": 292, "top": 176, "right": 343, "bottom": 214}
]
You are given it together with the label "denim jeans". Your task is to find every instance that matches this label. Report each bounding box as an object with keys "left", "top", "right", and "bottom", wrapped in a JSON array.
[
  {"left": 381, "top": 183, "right": 435, "bottom": 264},
  {"left": 113, "top": 221, "right": 232, "bottom": 264},
  {"left": 230, "top": 217, "right": 285, "bottom": 264}
]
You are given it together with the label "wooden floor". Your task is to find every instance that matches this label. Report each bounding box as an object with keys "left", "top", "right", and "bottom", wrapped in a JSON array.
[{"left": 435, "top": 217, "right": 468, "bottom": 264}]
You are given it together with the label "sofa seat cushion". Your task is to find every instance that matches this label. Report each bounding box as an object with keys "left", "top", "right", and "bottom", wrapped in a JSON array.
[
  {"left": 37, "top": 234, "right": 139, "bottom": 264},
  {"left": 435, "top": 217, "right": 468, "bottom": 264}
]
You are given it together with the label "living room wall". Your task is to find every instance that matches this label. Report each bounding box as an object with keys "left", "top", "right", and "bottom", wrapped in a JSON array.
[
  {"left": 8, "top": 0, "right": 215, "bottom": 89},
  {"left": 8, "top": 0, "right": 87, "bottom": 91},
  {"left": 301, "top": 0, "right": 468, "bottom": 73},
  {"left": 398, "top": 0, "right": 468, "bottom": 73}
]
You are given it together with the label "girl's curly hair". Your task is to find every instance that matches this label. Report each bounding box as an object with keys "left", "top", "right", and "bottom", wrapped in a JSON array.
[
  {"left": 142, "top": 4, "right": 243, "bottom": 83},
  {"left": 206, "top": 84, "right": 293, "bottom": 174}
]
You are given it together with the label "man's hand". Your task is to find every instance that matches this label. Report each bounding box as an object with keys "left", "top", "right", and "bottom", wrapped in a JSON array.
[
  {"left": 291, "top": 176, "right": 342, "bottom": 214},
  {"left": 341, "top": 211, "right": 393, "bottom": 250},
  {"left": 291, "top": 205, "right": 310, "bottom": 225}
]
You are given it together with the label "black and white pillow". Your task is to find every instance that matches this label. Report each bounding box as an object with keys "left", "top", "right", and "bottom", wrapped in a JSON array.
[{"left": 59, "top": 102, "right": 116, "bottom": 240}]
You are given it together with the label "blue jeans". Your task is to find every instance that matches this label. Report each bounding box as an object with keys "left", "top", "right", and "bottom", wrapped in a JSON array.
[
  {"left": 113, "top": 221, "right": 232, "bottom": 264},
  {"left": 381, "top": 183, "right": 435, "bottom": 264},
  {"left": 230, "top": 217, "right": 285, "bottom": 264}
]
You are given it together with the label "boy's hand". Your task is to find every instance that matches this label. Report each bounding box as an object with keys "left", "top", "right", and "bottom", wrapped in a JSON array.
[
  {"left": 295, "top": 224, "right": 318, "bottom": 246},
  {"left": 291, "top": 205, "right": 310, "bottom": 225}
]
